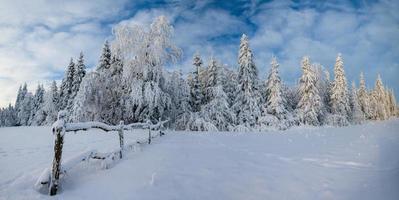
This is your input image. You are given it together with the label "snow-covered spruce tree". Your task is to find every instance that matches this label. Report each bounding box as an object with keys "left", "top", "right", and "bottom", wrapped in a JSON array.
[
  {"left": 368, "top": 90, "right": 378, "bottom": 120},
  {"left": 72, "top": 45, "right": 117, "bottom": 123},
  {"left": 113, "top": 15, "right": 181, "bottom": 123},
  {"left": 220, "top": 65, "right": 238, "bottom": 106},
  {"left": 59, "top": 58, "right": 75, "bottom": 111},
  {"left": 383, "top": 88, "right": 396, "bottom": 118},
  {"left": 71, "top": 72, "right": 102, "bottom": 122},
  {"left": 190, "top": 53, "right": 204, "bottom": 112},
  {"left": 383, "top": 89, "right": 391, "bottom": 117},
  {"left": 373, "top": 74, "right": 388, "bottom": 120},
  {"left": 204, "top": 57, "right": 218, "bottom": 103},
  {"left": 19, "top": 92, "right": 33, "bottom": 126},
  {"left": 97, "top": 40, "right": 111, "bottom": 72},
  {"left": 323, "top": 69, "right": 332, "bottom": 113},
  {"left": 201, "top": 58, "right": 236, "bottom": 131},
  {"left": 100, "top": 52, "right": 125, "bottom": 124},
  {"left": 387, "top": 89, "right": 397, "bottom": 116},
  {"left": 284, "top": 84, "right": 300, "bottom": 112},
  {"left": 14, "top": 85, "right": 23, "bottom": 118},
  {"left": 166, "top": 70, "right": 192, "bottom": 130},
  {"left": 329, "top": 54, "right": 350, "bottom": 126},
  {"left": 357, "top": 72, "right": 371, "bottom": 119},
  {"left": 349, "top": 82, "right": 364, "bottom": 124},
  {"left": 29, "top": 84, "right": 45, "bottom": 125},
  {"left": 16, "top": 83, "right": 33, "bottom": 126},
  {"left": 40, "top": 81, "right": 59, "bottom": 125},
  {"left": 391, "top": 89, "right": 398, "bottom": 116},
  {"left": 69, "top": 52, "right": 86, "bottom": 110},
  {"left": 296, "top": 56, "right": 322, "bottom": 126},
  {"left": 313, "top": 63, "right": 330, "bottom": 123},
  {"left": 0, "top": 104, "right": 17, "bottom": 127},
  {"left": 259, "top": 56, "right": 291, "bottom": 130},
  {"left": 15, "top": 83, "right": 27, "bottom": 125},
  {"left": 232, "top": 34, "right": 260, "bottom": 129}
]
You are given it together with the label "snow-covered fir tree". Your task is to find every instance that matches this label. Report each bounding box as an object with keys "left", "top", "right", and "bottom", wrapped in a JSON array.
[
  {"left": 373, "top": 74, "right": 388, "bottom": 120},
  {"left": 219, "top": 65, "right": 238, "bottom": 106},
  {"left": 59, "top": 58, "right": 75, "bottom": 111},
  {"left": 386, "top": 89, "right": 397, "bottom": 116},
  {"left": 313, "top": 63, "right": 330, "bottom": 123},
  {"left": 72, "top": 71, "right": 102, "bottom": 122},
  {"left": 40, "top": 81, "right": 59, "bottom": 125},
  {"left": 233, "top": 34, "right": 260, "bottom": 129},
  {"left": 190, "top": 53, "right": 204, "bottom": 112},
  {"left": 349, "top": 82, "right": 364, "bottom": 124},
  {"left": 201, "top": 58, "right": 236, "bottom": 131},
  {"left": 97, "top": 41, "right": 111, "bottom": 72},
  {"left": 29, "top": 84, "right": 45, "bottom": 125},
  {"left": 0, "top": 104, "right": 17, "bottom": 127},
  {"left": 259, "top": 56, "right": 290, "bottom": 130},
  {"left": 329, "top": 54, "right": 350, "bottom": 126},
  {"left": 166, "top": 70, "right": 192, "bottom": 130},
  {"left": 19, "top": 93, "right": 33, "bottom": 126},
  {"left": 70, "top": 52, "right": 86, "bottom": 109},
  {"left": 15, "top": 83, "right": 33, "bottom": 126},
  {"left": 204, "top": 57, "right": 218, "bottom": 103},
  {"left": 357, "top": 72, "right": 371, "bottom": 119},
  {"left": 100, "top": 52, "right": 125, "bottom": 124},
  {"left": 296, "top": 56, "right": 322, "bottom": 126}
]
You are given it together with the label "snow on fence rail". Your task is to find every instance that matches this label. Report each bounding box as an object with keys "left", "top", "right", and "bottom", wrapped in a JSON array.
[{"left": 35, "top": 111, "right": 168, "bottom": 196}]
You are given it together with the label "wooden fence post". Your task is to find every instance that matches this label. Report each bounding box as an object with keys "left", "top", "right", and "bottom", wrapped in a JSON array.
[
  {"left": 49, "top": 111, "right": 66, "bottom": 196},
  {"left": 118, "top": 121, "right": 124, "bottom": 159}
]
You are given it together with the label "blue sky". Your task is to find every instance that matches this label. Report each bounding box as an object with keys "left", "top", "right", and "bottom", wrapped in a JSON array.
[{"left": 0, "top": 0, "right": 398, "bottom": 107}]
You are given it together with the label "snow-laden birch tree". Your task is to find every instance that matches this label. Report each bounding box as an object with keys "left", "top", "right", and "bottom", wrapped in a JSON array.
[{"left": 113, "top": 15, "right": 181, "bottom": 123}]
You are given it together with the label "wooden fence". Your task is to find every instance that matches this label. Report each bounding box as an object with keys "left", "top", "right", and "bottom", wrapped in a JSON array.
[{"left": 35, "top": 111, "right": 168, "bottom": 196}]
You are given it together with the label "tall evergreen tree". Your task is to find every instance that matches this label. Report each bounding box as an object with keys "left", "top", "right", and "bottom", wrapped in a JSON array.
[
  {"left": 97, "top": 40, "right": 112, "bottom": 72},
  {"left": 204, "top": 57, "right": 218, "bottom": 103},
  {"left": 29, "top": 84, "right": 45, "bottom": 125},
  {"left": 41, "top": 81, "right": 60, "bottom": 124},
  {"left": 330, "top": 54, "right": 350, "bottom": 126},
  {"left": 233, "top": 34, "right": 260, "bottom": 128},
  {"left": 357, "top": 72, "right": 370, "bottom": 119},
  {"left": 387, "top": 89, "right": 397, "bottom": 116},
  {"left": 296, "top": 56, "right": 322, "bottom": 126},
  {"left": 349, "top": 82, "right": 364, "bottom": 124},
  {"left": 190, "top": 53, "right": 204, "bottom": 112},
  {"left": 259, "top": 56, "right": 290, "bottom": 129},
  {"left": 59, "top": 58, "right": 75, "bottom": 111},
  {"left": 373, "top": 74, "right": 387, "bottom": 120},
  {"left": 71, "top": 52, "right": 86, "bottom": 102},
  {"left": 16, "top": 83, "right": 29, "bottom": 125}
]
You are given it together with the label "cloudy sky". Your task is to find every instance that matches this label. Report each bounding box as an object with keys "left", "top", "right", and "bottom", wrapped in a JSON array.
[{"left": 0, "top": 0, "right": 398, "bottom": 107}]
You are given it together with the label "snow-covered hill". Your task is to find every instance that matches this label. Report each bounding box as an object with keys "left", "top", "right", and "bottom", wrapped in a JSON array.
[{"left": 1, "top": 120, "right": 399, "bottom": 200}]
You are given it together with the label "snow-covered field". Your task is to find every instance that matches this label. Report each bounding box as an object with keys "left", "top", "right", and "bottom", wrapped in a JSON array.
[{"left": 1, "top": 120, "right": 399, "bottom": 200}]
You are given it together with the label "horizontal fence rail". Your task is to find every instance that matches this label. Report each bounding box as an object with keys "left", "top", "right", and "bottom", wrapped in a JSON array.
[{"left": 36, "top": 111, "right": 168, "bottom": 196}]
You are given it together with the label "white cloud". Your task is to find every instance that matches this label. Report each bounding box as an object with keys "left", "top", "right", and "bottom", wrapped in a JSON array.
[{"left": 0, "top": 0, "right": 129, "bottom": 106}]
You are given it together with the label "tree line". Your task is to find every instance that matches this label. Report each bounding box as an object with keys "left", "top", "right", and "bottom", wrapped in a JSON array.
[{"left": 0, "top": 16, "right": 397, "bottom": 130}]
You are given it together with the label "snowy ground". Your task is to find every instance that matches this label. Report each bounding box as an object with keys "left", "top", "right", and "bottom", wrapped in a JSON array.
[{"left": 1, "top": 120, "right": 399, "bottom": 200}]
